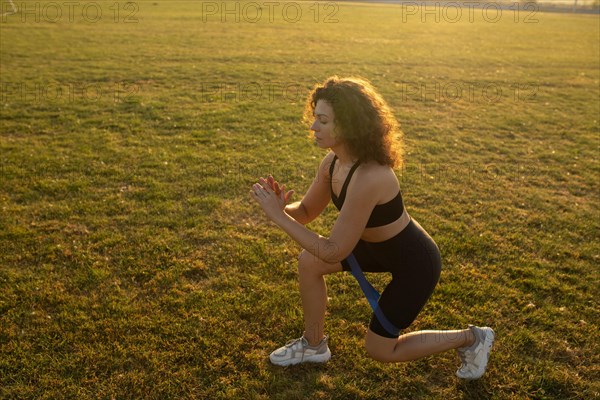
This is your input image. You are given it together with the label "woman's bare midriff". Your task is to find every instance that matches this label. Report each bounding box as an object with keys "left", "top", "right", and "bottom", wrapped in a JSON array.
[{"left": 360, "top": 208, "right": 411, "bottom": 243}]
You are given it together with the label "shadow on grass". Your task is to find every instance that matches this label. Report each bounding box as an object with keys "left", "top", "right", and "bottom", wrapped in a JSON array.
[
  {"left": 456, "top": 379, "right": 495, "bottom": 399},
  {"left": 266, "top": 362, "right": 336, "bottom": 399}
]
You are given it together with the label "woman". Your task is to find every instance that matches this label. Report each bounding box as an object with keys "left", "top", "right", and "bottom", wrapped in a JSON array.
[{"left": 250, "top": 76, "right": 494, "bottom": 379}]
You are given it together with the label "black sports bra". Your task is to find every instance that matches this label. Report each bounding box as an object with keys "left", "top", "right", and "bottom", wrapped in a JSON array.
[{"left": 329, "top": 155, "right": 404, "bottom": 228}]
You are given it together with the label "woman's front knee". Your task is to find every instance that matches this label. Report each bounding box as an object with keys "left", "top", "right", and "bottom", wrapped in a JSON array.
[
  {"left": 298, "top": 249, "right": 342, "bottom": 277},
  {"left": 298, "top": 249, "right": 320, "bottom": 275}
]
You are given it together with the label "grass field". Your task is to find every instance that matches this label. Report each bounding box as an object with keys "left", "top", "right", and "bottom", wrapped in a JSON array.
[{"left": 1, "top": 1, "right": 599, "bottom": 398}]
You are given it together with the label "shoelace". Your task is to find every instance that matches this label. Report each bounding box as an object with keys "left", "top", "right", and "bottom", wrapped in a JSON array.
[
  {"left": 284, "top": 338, "right": 304, "bottom": 348},
  {"left": 282, "top": 337, "right": 312, "bottom": 362},
  {"left": 457, "top": 348, "right": 471, "bottom": 370}
]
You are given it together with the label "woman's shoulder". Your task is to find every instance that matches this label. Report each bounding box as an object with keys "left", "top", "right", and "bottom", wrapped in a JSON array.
[
  {"left": 323, "top": 151, "right": 336, "bottom": 165},
  {"left": 354, "top": 161, "right": 399, "bottom": 191},
  {"left": 318, "top": 151, "right": 337, "bottom": 177},
  {"left": 356, "top": 160, "right": 395, "bottom": 178}
]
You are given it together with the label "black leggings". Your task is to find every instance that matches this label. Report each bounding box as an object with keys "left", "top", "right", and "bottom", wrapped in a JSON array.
[{"left": 341, "top": 218, "right": 442, "bottom": 338}]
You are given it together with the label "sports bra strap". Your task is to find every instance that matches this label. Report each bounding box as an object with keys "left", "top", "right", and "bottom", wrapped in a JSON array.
[
  {"left": 338, "top": 161, "right": 361, "bottom": 204},
  {"left": 329, "top": 155, "right": 337, "bottom": 178},
  {"left": 330, "top": 155, "right": 361, "bottom": 205}
]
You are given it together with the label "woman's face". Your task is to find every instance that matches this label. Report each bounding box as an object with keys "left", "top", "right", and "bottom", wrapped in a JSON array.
[{"left": 310, "top": 99, "right": 339, "bottom": 149}]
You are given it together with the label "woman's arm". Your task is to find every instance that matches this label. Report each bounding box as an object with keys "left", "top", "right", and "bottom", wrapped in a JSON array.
[
  {"left": 294, "top": 152, "right": 335, "bottom": 224},
  {"left": 284, "top": 201, "right": 310, "bottom": 224},
  {"left": 269, "top": 152, "right": 335, "bottom": 225},
  {"left": 252, "top": 166, "right": 381, "bottom": 263}
]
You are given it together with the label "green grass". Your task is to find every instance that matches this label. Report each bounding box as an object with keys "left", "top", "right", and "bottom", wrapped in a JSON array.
[{"left": 1, "top": 1, "right": 599, "bottom": 398}]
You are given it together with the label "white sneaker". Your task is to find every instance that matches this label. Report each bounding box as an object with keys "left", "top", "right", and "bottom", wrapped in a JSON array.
[
  {"left": 269, "top": 336, "right": 331, "bottom": 366},
  {"left": 456, "top": 325, "right": 495, "bottom": 380}
]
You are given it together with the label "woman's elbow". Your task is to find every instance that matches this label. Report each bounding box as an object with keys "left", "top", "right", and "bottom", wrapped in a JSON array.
[{"left": 321, "top": 241, "right": 351, "bottom": 264}]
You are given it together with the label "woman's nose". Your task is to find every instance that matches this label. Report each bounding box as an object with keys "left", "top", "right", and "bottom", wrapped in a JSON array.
[{"left": 310, "top": 121, "right": 318, "bottom": 131}]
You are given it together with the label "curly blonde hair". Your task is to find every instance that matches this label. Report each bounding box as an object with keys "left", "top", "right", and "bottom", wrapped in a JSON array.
[{"left": 303, "top": 76, "right": 403, "bottom": 168}]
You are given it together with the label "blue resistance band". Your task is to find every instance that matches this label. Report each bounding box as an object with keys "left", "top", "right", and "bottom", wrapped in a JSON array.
[{"left": 346, "top": 253, "right": 400, "bottom": 337}]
